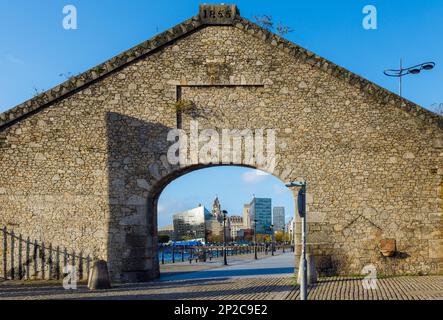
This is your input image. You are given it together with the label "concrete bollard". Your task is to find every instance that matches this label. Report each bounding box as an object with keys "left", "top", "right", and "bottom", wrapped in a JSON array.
[
  {"left": 88, "top": 260, "right": 111, "bottom": 290},
  {"left": 297, "top": 253, "right": 318, "bottom": 285}
]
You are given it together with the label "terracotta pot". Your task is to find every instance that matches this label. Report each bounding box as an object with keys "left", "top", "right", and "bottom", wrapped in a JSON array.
[{"left": 380, "top": 239, "right": 396, "bottom": 257}]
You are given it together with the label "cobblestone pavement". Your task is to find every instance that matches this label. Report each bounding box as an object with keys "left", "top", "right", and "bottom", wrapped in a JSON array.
[
  {"left": 0, "top": 252, "right": 442, "bottom": 300},
  {"left": 0, "top": 276, "right": 442, "bottom": 300}
]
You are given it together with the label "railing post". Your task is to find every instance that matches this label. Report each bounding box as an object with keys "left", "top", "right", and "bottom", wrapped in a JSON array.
[
  {"left": 48, "top": 243, "right": 53, "bottom": 280},
  {"left": 79, "top": 251, "right": 83, "bottom": 280},
  {"left": 41, "top": 242, "right": 45, "bottom": 280},
  {"left": 71, "top": 250, "right": 76, "bottom": 275},
  {"left": 161, "top": 246, "right": 164, "bottom": 265},
  {"left": 18, "top": 234, "right": 23, "bottom": 280},
  {"left": 10, "top": 231, "right": 15, "bottom": 280},
  {"left": 56, "top": 246, "right": 60, "bottom": 280},
  {"left": 172, "top": 246, "right": 175, "bottom": 264},
  {"left": 189, "top": 247, "right": 192, "bottom": 264},
  {"left": 25, "top": 237, "right": 30, "bottom": 280},
  {"left": 63, "top": 247, "right": 68, "bottom": 276},
  {"left": 181, "top": 246, "right": 184, "bottom": 262},
  {"left": 33, "top": 240, "right": 38, "bottom": 279},
  {"left": 2, "top": 227, "right": 6, "bottom": 280},
  {"left": 86, "top": 255, "right": 91, "bottom": 280}
]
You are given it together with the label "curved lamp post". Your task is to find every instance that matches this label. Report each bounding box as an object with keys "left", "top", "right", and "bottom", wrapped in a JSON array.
[
  {"left": 270, "top": 224, "right": 275, "bottom": 256},
  {"left": 282, "top": 227, "right": 286, "bottom": 253},
  {"left": 254, "top": 218, "right": 258, "bottom": 260},
  {"left": 222, "top": 210, "right": 228, "bottom": 266},
  {"left": 384, "top": 60, "right": 435, "bottom": 97},
  {"left": 286, "top": 180, "right": 308, "bottom": 301}
]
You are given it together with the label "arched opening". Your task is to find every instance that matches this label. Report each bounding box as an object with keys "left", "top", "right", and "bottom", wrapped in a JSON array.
[{"left": 153, "top": 165, "right": 296, "bottom": 280}]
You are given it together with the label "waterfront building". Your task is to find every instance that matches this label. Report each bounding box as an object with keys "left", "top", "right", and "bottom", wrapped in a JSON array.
[
  {"left": 206, "top": 196, "right": 231, "bottom": 242},
  {"left": 250, "top": 197, "right": 272, "bottom": 235},
  {"left": 273, "top": 207, "right": 285, "bottom": 232},
  {"left": 229, "top": 216, "right": 243, "bottom": 240},
  {"left": 173, "top": 205, "right": 211, "bottom": 241},
  {"left": 243, "top": 204, "right": 251, "bottom": 228},
  {"left": 285, "top": 217, "right": 295, "bottom": 244}
]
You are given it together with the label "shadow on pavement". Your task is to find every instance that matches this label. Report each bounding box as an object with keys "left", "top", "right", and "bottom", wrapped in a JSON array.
[{"left": 160, "top": 266, "right": 295, "bottom": 280}]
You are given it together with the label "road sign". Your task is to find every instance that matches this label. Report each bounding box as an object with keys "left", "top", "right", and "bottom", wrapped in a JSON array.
[{"left": 298, "top": 188, "right": 306, "bottom": 217}]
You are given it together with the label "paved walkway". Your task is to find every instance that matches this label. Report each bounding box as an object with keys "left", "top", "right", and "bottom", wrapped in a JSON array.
[
  {"left": 0, "top": 252, "right": 442, "bottom": 300},
  {"left": 160, "top": 252, "right": 295, "bottom": 281}
]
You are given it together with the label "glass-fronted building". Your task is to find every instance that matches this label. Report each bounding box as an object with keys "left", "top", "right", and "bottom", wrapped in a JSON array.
[
  {"left": 273, "top": 207, "right": 285, "bottom": 231},
  {"left": 173, "top": 205, "right": 211, "bottom": 241},
  {"left": 250, "top": 197, "right": 272, "bottom": 235}
]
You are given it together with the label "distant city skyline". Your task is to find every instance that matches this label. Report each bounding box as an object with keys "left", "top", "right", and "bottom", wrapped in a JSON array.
[{"left": 157, "top": 166, "right": 295, "bottom": 228}]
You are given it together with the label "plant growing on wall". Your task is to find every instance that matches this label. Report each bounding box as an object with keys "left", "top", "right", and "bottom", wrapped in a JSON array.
[
  {"left": 32, "top": 85, "right": 45, "bottom": 97},
  {"left": 173, "top": 99, "right": 195, "bottom": 113},
  {"left": 253, "top": 15, "right": 294, "bottom": 36}
]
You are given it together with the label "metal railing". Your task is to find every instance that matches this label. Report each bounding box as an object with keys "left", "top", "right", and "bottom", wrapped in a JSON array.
[
  {"left": 1, "top": 226, "right": 93, "bottom": 281},
  {"left": 159, "top": 244, "right": 294, "bottom": 264}
]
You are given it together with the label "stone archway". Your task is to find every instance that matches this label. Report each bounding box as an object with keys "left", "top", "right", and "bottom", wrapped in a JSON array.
[
  {"left": 1, "top": 4, "right": 442, "bottom": 282},
  {"left": 109, "top": 153, "right": 292, "bottom": 282},
  {"left": 150, "top": 164, "right": 296, "bottom": 277}
]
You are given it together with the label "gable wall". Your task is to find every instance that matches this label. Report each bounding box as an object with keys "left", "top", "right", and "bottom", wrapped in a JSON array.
[{"left": 0, "top": 24, "right": 442, "bottom": 279}]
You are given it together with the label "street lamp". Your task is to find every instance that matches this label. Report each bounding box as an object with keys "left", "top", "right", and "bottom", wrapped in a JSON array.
[
  {"left": 282, "top": 227, "right": 285, "bottom": 253},
  {"left": 286, "top": 180, "right": 308, "bottom": 301},
  {"left": 270, "top": 224, "right": 274, "bottom": 256},
  {"left": 384, "top": 60, "right": 435, "bottom": 97},
  {"left": 254, "top": 218, "right": 258, "bottom": 260},
  {"left": 222, "top": 210, "right": 228, "bottom": 266}
]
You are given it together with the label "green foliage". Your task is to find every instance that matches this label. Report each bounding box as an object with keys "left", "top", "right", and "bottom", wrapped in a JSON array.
[
  {"left": 173, "top": 99, "right": 195, "bottom": 113},
  {"left": 255, "top": 234, "right": 272, "bottom": 242},
  {"left": 158, "top": 234, "right": 170, "bottom": 243}
]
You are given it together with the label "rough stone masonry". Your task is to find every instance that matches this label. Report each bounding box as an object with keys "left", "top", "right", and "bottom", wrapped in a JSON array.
[{"left": 0, "top": 4, "right": 442, "bottom": 281}]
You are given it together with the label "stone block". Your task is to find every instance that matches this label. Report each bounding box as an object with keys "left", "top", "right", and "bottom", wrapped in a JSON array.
[{"left": 88, "top": 260, "right": 111, "bottom": 290}]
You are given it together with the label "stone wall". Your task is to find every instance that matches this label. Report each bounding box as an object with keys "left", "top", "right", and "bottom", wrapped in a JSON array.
[{"left": 0, "top": 5, "right": 442, "bottom": 280}]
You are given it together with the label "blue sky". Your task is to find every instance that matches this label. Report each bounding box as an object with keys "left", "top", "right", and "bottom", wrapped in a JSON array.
[
  {"left": 1, "top": 0, "right": 442, "bottom": 111},
  {"left": 1, "top": 1, "right": 442, "bottom": 227},
  {"left": 157, "top": 167, "right": 295, "bottom": 228}
]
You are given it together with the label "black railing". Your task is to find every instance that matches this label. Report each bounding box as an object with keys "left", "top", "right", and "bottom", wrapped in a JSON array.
[
  {"left": 1, "top": 226, "right": 93, "bottom": 281},
  {"left": 158, "top": 244, "right": 294, "bottom": 264}
]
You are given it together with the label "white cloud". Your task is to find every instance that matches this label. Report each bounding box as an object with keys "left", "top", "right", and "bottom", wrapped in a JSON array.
[
  {"left": 4, "top": 53, "right": 24, "bottom": 65},
  {"left": 157, "top": 204, "right": 166, "bottom": 214},
  {"left": 242, "top": 169, "right": 270, "bottom": 184},
  {"left": 272, "top": 183, "right": 288, "bottom": 195}
]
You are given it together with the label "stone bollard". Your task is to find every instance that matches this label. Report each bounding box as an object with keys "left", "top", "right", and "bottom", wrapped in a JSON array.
[
  {"left": 297, "top": 253, "right": 318, "bottom": 285},
  {"left": 88, "top": 260, "right": 111, "bottom": 290}
]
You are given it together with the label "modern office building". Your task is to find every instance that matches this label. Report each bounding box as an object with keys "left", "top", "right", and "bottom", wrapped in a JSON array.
[
  {"left": 250, "top": 197, "right": 272, "bottom": 235},
  {"left": 173, "top": 205, "right": 211, "bottom": 241},
  {"left": 273, "top": 207, "right": 285, "bottom": 232}
]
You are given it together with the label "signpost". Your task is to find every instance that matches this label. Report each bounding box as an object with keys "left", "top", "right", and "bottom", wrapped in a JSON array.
[{"left": 286, "top": 180, "right": 308, "bottom": 300}]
